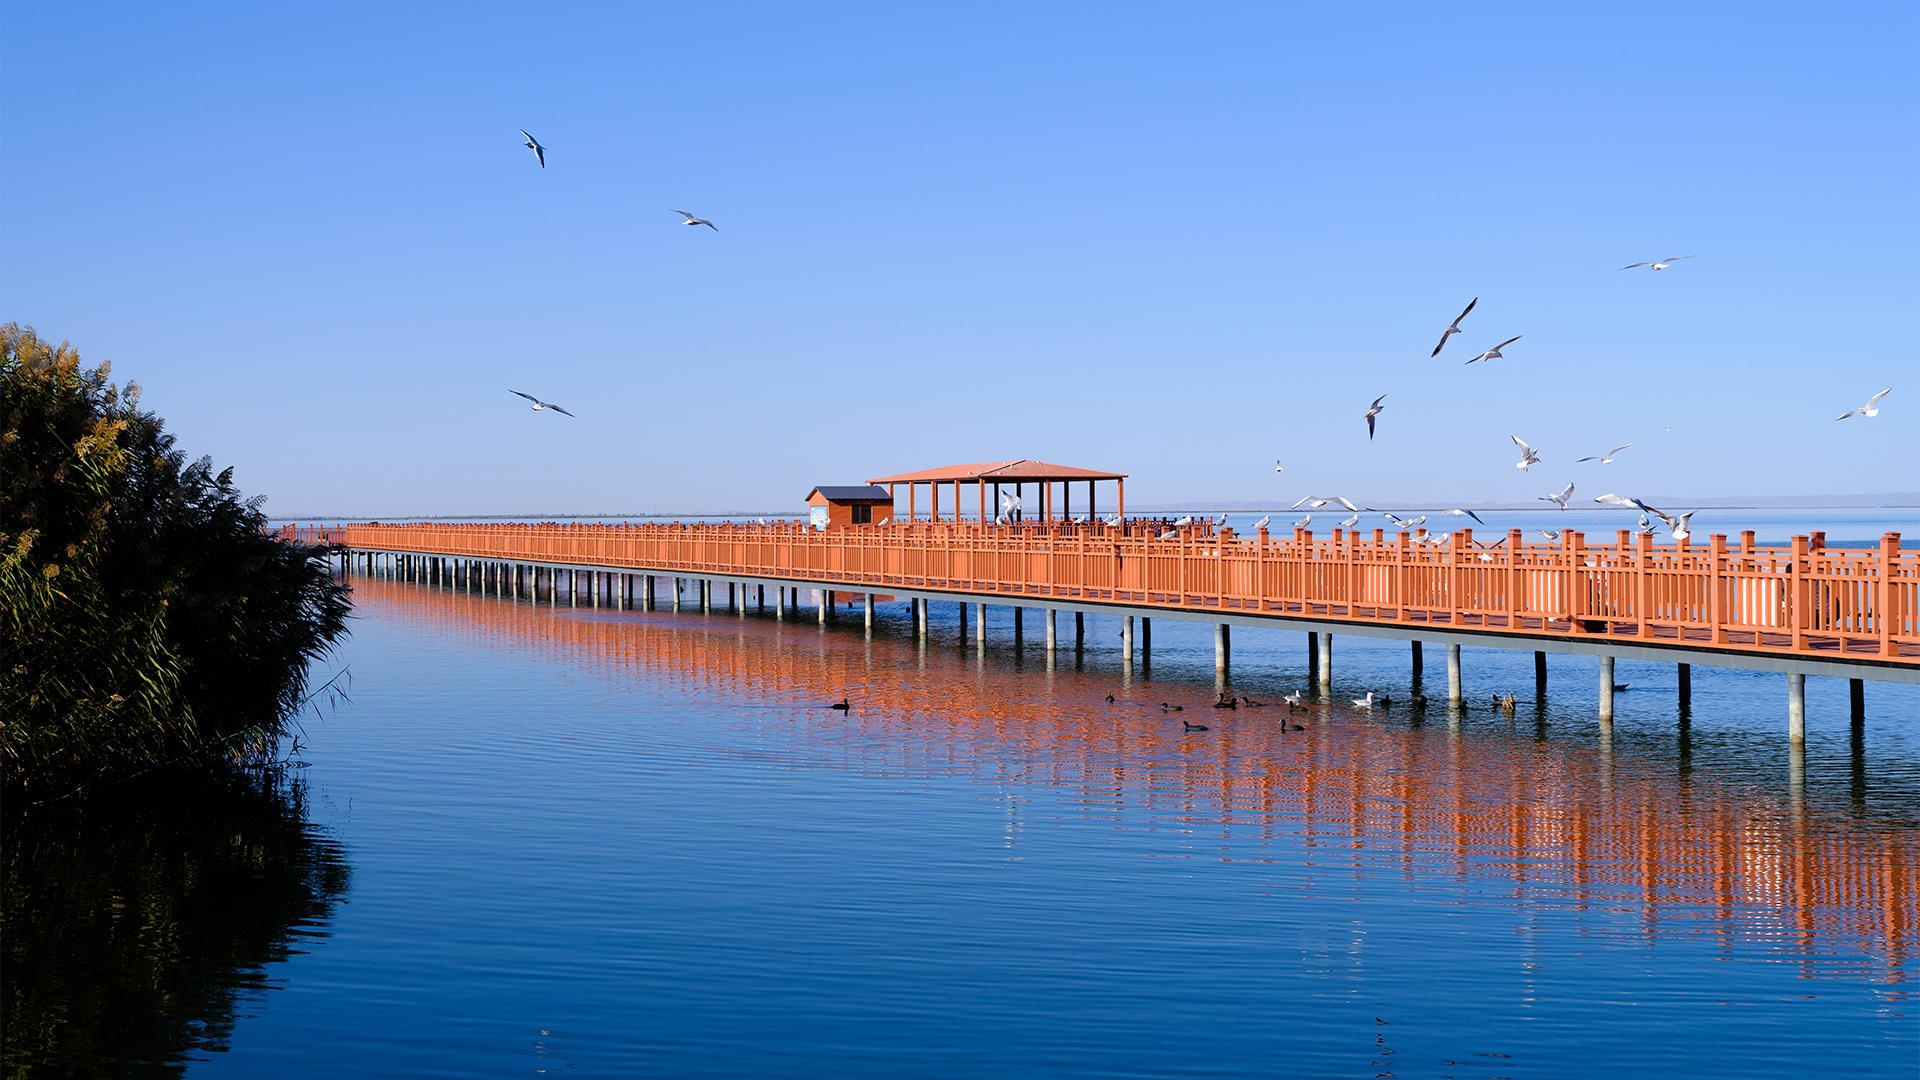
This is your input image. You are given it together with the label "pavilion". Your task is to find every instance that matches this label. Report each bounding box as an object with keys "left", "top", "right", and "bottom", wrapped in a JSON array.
[{"left": 867, "top": 459, "right": 1127, "bottom": 523}]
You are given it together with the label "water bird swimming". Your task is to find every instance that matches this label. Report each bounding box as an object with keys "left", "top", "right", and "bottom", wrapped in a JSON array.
[
  {"left": 828, "top": 697, "right": 851, "bottom": 711},
  {"left": 1214, "top": 693, "right": 1238, "bottom": 709},
  {"left": 1465, "top": 335, "right": 1522, "bottom": 365},
  {"left": 508, "top": 389, "right": 575, "bottom": 416},
  {"left": 1351, "top": 691, "right": 1376, "bottom": 711},
  {"left": 1182, "top": 720, "right": 1210, "bottom": 732},
  {"left": 1539, "top": 482, "right": 1574, "bottom": 511},
  {"left": 1511, "top": 435, "right": 1541, "bottom": 470},
  {"left": 1283, "top": 690, "right": 1304, "bottom": 710},
  {"left": 1364, "top": 395, "right": 1387, "bottom": 440},
  {"left": 672, "top": 208, "right": 718, "bottom": 230},
  {"left": 1430, "top": 297, "right": 1478, "bottom": 358},
  {"left": 1835, "top": 387, "right": 1891, "bottom": 421},
  {"left": 1620, "top": 255, "right": 1692, "bottom": 271},
  {"left": 1577, "top": 443, "right": 1634, "bottom": 464},
  {"left": 519, "top": 129, "right": 545, "bottom": 168},
  {"left": 1160, "top": 703, "right": 1184, "bottom": 712}
]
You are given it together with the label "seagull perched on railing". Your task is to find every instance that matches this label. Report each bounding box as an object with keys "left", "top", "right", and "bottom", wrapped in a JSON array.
[
  {"left": 1576, "top": 443, "right": 1634, "bottom": 464},
  {"left": 1539, "top": 482, "right": 1574, "bottom": 510},
  {"left": 1620, "top": 255, "right": 1692, "bottom": 271},
  {"left": 1465, "top": 335, "right": 1522, "bottom": 365},
  {"left": 1292, "top": 513, "right": 1312, "bottom": 529},
  {"left": 1338, "top": 512, "right": 1361, "bottom": 528},
  {"left": 1430, "top": 297, "right": 1478, "bottom": 358},
  {"left": 1512, "top": 435, "right": 1541, "bottom": 470},
  {"left": 1103, "top": 514, "right": 1123, "bottom": 527},
  {"left": 509, "top": 389, "right": 574, "bottom": 416},
  {"left": 1442, "top": 507, "right": 1485, "bottom": 525},
  {"left": 1835, "top": 388, "right": 1891, "bottom": 421},
  {"left": 672, "top": 208, "right": 718, "bottom": 230},
  {"left": 1389, "top": 513, "right": 1426, "bottom": 532},
  {"left": 1214, "top": 513, "right": 1229, "bottom": 526},
  {"left": 1539, "top": 529, "right": 1563, "bottom": 541},
  {"left": 1636, "top": 513, "right": 1656, "bottom": 535},
  {"left": 519, "top": 129, "right": 546, "bottom": 168},
  {"left": 1172, "top": 515, "right": 1193, "bottom": 527},
  {"left": 1253, "top": 515, "right": 1271, "bottom": 530},
  {"left": 1158, "top": 529, "right": 1178, "bottom": 540},
  {"left": 1363, "top": 395, "right": 1387, "bottom": 439}
]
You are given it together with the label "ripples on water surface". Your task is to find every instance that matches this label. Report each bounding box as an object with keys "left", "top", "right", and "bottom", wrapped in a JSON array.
[{"left": 9, "top": 572, "right": 1918, "bottom": 1077}]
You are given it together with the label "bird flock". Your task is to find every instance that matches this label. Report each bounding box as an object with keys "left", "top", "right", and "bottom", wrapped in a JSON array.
[
  {"left": 1274, "top": 263, "right": 1896, "bottom": 546},
  {"left": 501, "top": 131, "right": 1895, "bottom": 540}
]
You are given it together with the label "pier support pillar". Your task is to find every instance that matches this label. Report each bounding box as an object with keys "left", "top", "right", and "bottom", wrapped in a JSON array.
[
  {"left": 757, "top": 584, "right": 765, "bottom": 610},
  {"left": 1013, "top": 607, "right": 1024, "bottom": 643},
  {"left": 1446, "top": 643, "right": 1462, "bottom": 706},
  {"left": 672, "top": 578, "right": 681, "bottom": 612},
  {"left": 775, "top": 586, "right": 786, "bottom": 620},
  {"left": 864, "top": 593, "right": 875, "bottom": 629},
  {"left": 976, "top": 604, "right": 987, "bottom": 643},
  {"left": 1075, "top": 611, "right": 1084, "bottom": 649},
  {"left": 1307, "top": 632, "right": 1319, "bottom": 680},
  {"left": 1678, "top": 664, "right": 1692, "bottom": 716},
  {"left": 1141, "top": 617, "right": 1151, "bottom": 662},
  {"left": 1788, "top": 673, "right": 1806, "bottom": 744},
  {"left": 1411, "top": 640, "right": 1423, "bottom": 679},
  {"left": 1046, "top": 609, "right": 1057, "bottom": 656},
  {"left": 1599, "top": 656, "right": 1615, "bottom": 724},
  {"left": 1849, "top": 678, "right": 1865, "bottom": 723},
  {"left": 1534, "top": 651, "right": 1548, "bottom": 700},
  {"left": 819, "top": 590, "right": 829, "bottom": 625},
  {"left": 1317, "top": 633, "right": 1332, "bottom": 692},
  {"left": 702, "top": 579, "right": 711, "bottom": 614},
  {"left": 916, "top": 598, "right": 928, "bottom": 641},
  {"left": 1214, "top": 623, "right": 1230, "bottom": 674},
  {"left": 1122, "top": 616, "right": 1134, "bottom": 661}
]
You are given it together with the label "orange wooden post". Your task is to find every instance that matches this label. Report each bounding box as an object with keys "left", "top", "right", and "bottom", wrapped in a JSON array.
[
  {"left": 1881, "top": 532, "right": 1901, "bottom": 658},
  {"left": 1708, "top": 533, "right": 1727, "bottom": 644},
  {"left": 1635, "top": 531, "right": 1654, "bottom": 638},
  {"left": 1789, "top": 535, "right": 1808, "bottom": 651}
]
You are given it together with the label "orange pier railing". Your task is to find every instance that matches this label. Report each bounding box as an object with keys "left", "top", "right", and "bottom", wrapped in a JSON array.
[{"left": 290, "top": 520, "right": 1919, "bottom": 670}]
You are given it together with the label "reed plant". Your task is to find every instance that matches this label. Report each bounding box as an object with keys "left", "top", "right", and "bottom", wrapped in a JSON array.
[{"left": 0, "top": 324, "right": 350, "bottom": 803}]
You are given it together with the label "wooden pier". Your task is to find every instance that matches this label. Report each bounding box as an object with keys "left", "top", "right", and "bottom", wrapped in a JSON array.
[{"left": 290, "top": 519, "right": 1916, "bottom": 738}]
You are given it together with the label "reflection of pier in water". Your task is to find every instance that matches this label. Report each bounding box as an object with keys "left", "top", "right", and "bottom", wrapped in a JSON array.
[{"left": 357, "top": 579, "right": 1916, "bottom": 984}]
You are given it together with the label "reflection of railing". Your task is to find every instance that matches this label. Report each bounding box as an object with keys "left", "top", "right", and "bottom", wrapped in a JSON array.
[
  {"left": 337, "top": 521, "right": 1918, "bottom": 664},
  {"left": 354, "top": 577, "right": 1919, "bottom": 979}
]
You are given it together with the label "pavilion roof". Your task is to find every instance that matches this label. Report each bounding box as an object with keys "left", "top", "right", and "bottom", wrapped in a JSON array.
[{"left": 868, "top": 459, "right": 1127, "bottom": 484}]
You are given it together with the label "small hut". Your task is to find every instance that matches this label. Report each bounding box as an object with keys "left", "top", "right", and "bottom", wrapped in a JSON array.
[{"left": 805, "top": 485, "right": 894, "bottom": 530}]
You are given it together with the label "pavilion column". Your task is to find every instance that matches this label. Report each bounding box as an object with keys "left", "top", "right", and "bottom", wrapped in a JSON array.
[{"left": 1117, "top": 478, "right": 1125, "bottom": 519}]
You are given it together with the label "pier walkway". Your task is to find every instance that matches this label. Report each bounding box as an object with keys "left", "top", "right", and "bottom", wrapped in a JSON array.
[{"left": 296, "top": 520, "right": 1917, "bottom": 738}]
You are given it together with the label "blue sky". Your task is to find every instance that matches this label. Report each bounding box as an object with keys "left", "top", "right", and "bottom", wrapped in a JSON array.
[{"left": 4, "top": 2, "right": 1915, "bottom": 515}]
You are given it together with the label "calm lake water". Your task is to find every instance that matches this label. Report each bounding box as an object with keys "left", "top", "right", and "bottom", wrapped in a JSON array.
[{"left": 9, "top": 511, "right": 1920, "bottom": 1077}]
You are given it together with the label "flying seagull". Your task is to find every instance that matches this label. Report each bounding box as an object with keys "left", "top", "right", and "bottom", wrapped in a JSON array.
[
  {"left": 1274, "top": 459, "right": 1285, "bottom": 473},
  {"left": 1539, "top": 482, "right": 1574, "bottom": 510},
  {"left": 1539, "top": 529, "right": 1564, "bottom": 542},
  {"left": 1576, "top": 443, "right": 1634, "bottom": 464},
  {"left": 672, "top": 209, "right": 718, "bottom": 230},
  {"left": 519, "top": 130, "right": 545, "bottom": 169},
  {"left": 1430, "top": 297, "right": 1478, "bottom": 358},
  {"left": 1620, "top": 256, "right": 1692, "bottom": 271},
  {"left": 509, "top": 389, "right": 574, "bottom": 416},
  {"left": 1465, "top": 335, "right": 1522, "bottom": 365},
  {"left": 1364, "top": 395, "right": 1386, "bottom": 440},
  {"left": 1835, "top": 388, "right": 1891, "bottom": 421},
  {"left": 1290, "top": 495, "right": 1361, "bottom": 512},
  {"left": 1442, "top": 507, "right": 1485, "bottom": 525},
  {"left": 1511, "top": 435, "right": 1541, "bottom": 470},
  {"left": 1593, "top": 492, "right": 1646, "bottom": 510}
]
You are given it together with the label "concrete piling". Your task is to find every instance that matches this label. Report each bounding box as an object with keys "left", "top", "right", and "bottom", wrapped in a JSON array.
[
  {"left": 1446, "top": 643, "right": 1462, "bottom": 706},
  {"left": 1788, "top": 672, "right": 1807, "bottom": 744},
  {"left": 1599, "top": 655, "right": 1615, "bottom": 724},
  {"left": 1215, "top": 623, "right": 1229, "bottom": 673},
  {"left": 1317, "top": 633, "right": 1332, "bottom": 692}
]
